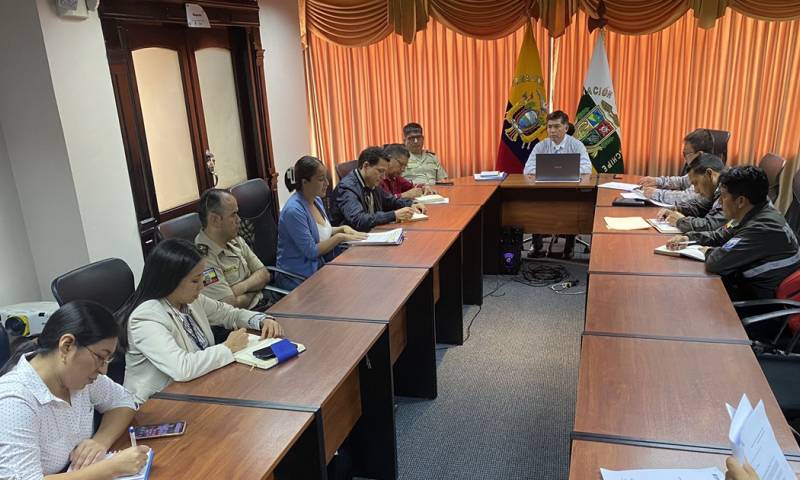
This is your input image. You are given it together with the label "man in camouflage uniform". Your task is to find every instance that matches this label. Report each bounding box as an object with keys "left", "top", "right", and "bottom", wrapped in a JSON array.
[{"left": 639, "top": 129, "right": 716, "bottom": 205}]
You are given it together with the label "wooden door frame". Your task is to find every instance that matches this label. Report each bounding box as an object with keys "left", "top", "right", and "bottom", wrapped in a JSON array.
[{"left": 100, "top": 0, "right": 278, "bottom": 254}]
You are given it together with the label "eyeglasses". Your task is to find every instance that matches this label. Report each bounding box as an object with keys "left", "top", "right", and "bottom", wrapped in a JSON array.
[{"left": 85, "top": 346, "right": 115, "bottom": 367}]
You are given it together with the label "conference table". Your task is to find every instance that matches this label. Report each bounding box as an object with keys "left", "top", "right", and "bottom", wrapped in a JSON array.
[
  {"left": 331, "top": 229, "right": 465, "bottom": 345},
  {"left": 267, "top": 264, "right": 437, "bottom": 398},
  {"left": 154, "top": 316, "right": 397, "bottom": 480},
  {"left": 112, "top": 398, "right": 322, "bottom": 479},
  {"left": 116, "top": 171, "right": 798, "bottom": 479},
  {"left": 374, "top": 204, "right": 483, "bottom": 305}
]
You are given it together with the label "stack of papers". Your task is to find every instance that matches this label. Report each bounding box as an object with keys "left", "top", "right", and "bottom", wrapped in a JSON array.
[
  {"left": 407, "top": 212, "right": 428, "bottom": 222},
  {"left": 598, "top": 181, "right": 641, "bottom": 191},
  {"left": 654, "top": 244, "right": 706, "bottom": 261},
  {"left": 473, "top": 171, "right": 507, "bottom": 181},
  {"left": 415, "top": 194, "right": 449, "bottom": 204},
  {"left": 344, "top": 228, "right": 404, "bottom": 246},
  {"left": 604, "top": 216, "right": 652, "bottom": 231},
  {"left": 621, "top": 191, "right": 673, "bottom": 208},
  {"left": 647, "top": 218, "right": 682, "bottom": 234},
  {"left": 727, "top": 394, "right": 795, "bottom": 480}
]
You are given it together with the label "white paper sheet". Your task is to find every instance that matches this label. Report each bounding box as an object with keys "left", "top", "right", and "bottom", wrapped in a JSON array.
[
  {"left": 727, "top": 394, "right": 795, "bottom": 480},
  {"left": 598, "top": 181, "right": 641, "bottom": 191}
]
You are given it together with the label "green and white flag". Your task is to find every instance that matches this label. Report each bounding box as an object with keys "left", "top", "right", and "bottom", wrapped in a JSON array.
[{"left": 574, "top": 33, "right": 624, "bottom": 173}]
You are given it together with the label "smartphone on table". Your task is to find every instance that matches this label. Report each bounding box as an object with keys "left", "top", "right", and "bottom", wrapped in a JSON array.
[{"left": 133, "top": 421, "right": 187, "bottom": 440}]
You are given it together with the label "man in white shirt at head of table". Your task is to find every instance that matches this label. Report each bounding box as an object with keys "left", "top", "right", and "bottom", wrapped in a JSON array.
[
  {"left": 523, "top": 110, "right": 592, "bottom": 176},
  {"left": 522, "top": 110, "right": 593, "bottom": 258}
]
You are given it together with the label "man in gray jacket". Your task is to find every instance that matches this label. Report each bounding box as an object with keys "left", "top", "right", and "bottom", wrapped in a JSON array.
[
  {"left": 639, "top": 129, "right": 716, "bottom": 205},
  {"left": 667, "top": 166, "right": 800, "bottom": 300},
  {"left": 657, "top": 153, "right": 726, "bottom": 233}
]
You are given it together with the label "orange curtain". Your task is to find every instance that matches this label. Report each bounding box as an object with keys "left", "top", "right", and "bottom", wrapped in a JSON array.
[
  {"left": 299, "top": 0, "right": 800, "bottom": 46},
  {"left": 306, "top": 9, "right": 800, "bottom": 197}
]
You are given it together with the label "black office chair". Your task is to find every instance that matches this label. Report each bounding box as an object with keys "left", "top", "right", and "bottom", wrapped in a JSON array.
[
  {"left": 51, "top": 258, "right": 135, "bottom": 385},
  {"left": 707, "top": 129, "right": 730, "bottom": 163},
  {"left": 157, "top": 212, "right": 202, "bottom": 242},
  {"left": 230, "top": 179, "right": 305, "bottom": 303},
  {"left": 784, "top": 169, "right": 800, "bottom": 236},
  {"left": 335, "top": 160, "right": 358, "bottom": 181},
  {"left": 758, "top": 153, "right": 787, "bottom": 203},
  {"left": 0, "top": 324, "right": 10, "bottom": 368}
]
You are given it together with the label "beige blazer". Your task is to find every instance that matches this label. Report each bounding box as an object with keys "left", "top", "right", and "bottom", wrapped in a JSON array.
[{"left": 123, "top": 294, "right": 259, "bottom": 404}]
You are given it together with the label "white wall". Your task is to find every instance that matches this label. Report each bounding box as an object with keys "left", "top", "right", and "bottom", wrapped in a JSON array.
[
  {"left": 0, "top": 123, "right": 40, "bottom": 305},
  {"left": 259, "top": 0, "right": 312, "bottom": 206},
  {"left": 36, "top": 0, "right": 144, "bottom": 277},
  {"left": 0, "top": 0, "right": 144, "bottom": 299}
]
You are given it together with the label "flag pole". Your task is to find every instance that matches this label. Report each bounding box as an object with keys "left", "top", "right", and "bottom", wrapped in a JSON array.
[{"left": 548, "top": 35, "right": 559, "bottom": 112}]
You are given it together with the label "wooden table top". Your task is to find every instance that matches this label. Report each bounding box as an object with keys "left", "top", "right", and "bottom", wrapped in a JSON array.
[
  {"left": 595, "top": 188, "right": 625, "bottom": 207},
  {"left": 268, "top": 264, "right": 427, "bottom": 321},
  {"left": 112, "top": 398, "right": 313, "bottom": 479},
  {"left": 374, "top": 204, "right": 480, "bottom": 232},
  {"left": 569, "top": 440, "right": 800, "bottom": 479},
  {"left": 585, "top": 274, "right": 748, "bottom": 343},
  {"left": 574, "top": 336, "right": 800, "bottom": 454},
  {"left": 331, "top": 229, "right": 460, "bottom": 269},
  {"left": 588, "top": 233, "right": 713, "bottom": 277},
  {"left": 596, "top": 173, "right": 644, "bottom": 185},
  {"left": 432, "top": 185, "right": 497, "bottom": 205},
  {"left": 500, "top": 173, "right": 597, "bottom": 189},
  {"left": 161, "top": 316, "right": 384, "bottom": 408},
  {"left": 592, "top": 206, "right": 668, "bottom": 235}
]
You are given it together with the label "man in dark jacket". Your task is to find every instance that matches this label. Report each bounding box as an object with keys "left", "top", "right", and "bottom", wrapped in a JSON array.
[
  {"left": 658, "top": 153, "right": 726, "bottom": 233},
  {"left": 668, "top": 166, "right": 800, "bottom": 300},
  {"left": 330, "top": 146, "right": 426, "bottom": 231}
]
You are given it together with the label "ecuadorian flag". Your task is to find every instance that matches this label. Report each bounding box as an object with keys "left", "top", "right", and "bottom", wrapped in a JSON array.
[{"left": 495, "top": 23, "right": 548, "bottom": 173}]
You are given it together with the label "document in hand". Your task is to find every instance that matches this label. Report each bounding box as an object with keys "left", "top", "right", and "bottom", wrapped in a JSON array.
[
  {"left": 600, "top": 467, "right": 724, "bottom": 480},
  {"left": 69, "top": 449, "right": 154, "bottom": 479},
  {"left": 415, "top": 194, "right": 449, "bottom": 204},
  {"left": 621, "top": 191, "right": 673, "bottom": 208},
  {"left": 234, "top": 334, "right": 306, "bottom": 370},
  {"left": 598, "top": 181, "right": 641, "bottom": 191},
  {"left": 654, "top": 244, "right": 706, "bottom": 262},
  {"left": 473, "top": 171, "right": 507, "bottom": 181},
  {"left": 604, "top": 216, "right": 652, "bottom": 231},
  {"left": 345, "top": 228, "right": 404, "bottom": 246},
  {"left": 727, "top": 394, "right": 795, "bottom": 480},
  {"left": 406, "top": 212, "right": 428, "bottom": 222},
  {"left": 647, "top": 218, "right": 682, "bottom": 234}
]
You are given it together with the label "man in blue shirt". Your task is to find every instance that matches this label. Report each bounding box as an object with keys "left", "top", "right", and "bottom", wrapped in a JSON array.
[
  {"left": 330, "top": 146, "right": 426, "bottom": 231},
  {"left": 523, "top": 110, "right": 592, "bottom": 176},
  {"left": 523, "top": 111, "right": 592, "bottom": 258}
]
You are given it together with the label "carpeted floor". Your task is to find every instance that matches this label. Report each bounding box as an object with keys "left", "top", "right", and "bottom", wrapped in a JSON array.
[{"left": 393, "top": 256, "right": 587, "bottom": 480}]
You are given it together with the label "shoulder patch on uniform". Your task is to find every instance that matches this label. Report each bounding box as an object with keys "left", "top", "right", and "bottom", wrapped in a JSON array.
[
  {"left": 202, "top": 267, "right": 219, "bottom": 287},
  {"left": 721, "top": 237, "right": 742, "bottom": 252},
  {"left": 197, "top": 243, "right": 209, "bottom": 255}
]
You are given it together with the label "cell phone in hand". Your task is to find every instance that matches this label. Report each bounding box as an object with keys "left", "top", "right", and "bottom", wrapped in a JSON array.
[{"left": 133, "top": 421, "right": 186, "bottom": 439}]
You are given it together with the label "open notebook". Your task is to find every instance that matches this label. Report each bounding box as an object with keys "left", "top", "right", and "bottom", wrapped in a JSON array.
[
  {"left": 344, "top": 228, "right": 404, "bottom": 246},
  {"left": 415, "top": 194, "right": 448, "bottom": 204},
  {"left": 234, "top": 335, "right": 306, "bottom": 370},
  {"left": 647, "top": 218, "right": 682, "bottom": 234},
  {"left": 654, "top": 244, "right": 706, "bottom": 261},
  {"left": 68, "top": 448, "right": 154, "bottom": 479}
]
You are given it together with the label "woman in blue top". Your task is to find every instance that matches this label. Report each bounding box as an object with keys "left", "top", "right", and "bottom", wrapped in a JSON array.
[{"left": 275, "top": 156, "right": 367, "bottom": 290}]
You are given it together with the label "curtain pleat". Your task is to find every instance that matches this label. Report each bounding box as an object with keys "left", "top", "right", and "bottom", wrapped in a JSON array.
[{"left": 306, "top": 9, "right": 800, "bottom": 211}]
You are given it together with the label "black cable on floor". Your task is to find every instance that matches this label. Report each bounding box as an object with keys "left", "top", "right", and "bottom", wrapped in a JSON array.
[
  {"left": 514, "top": 260, "right": 570, "bottom": 287},
  {"left": 437, "top": 304, "right": 482, "bottom": 350}
]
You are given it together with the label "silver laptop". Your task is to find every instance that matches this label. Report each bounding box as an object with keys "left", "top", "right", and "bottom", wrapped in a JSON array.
[{"left": 535, "top": 153, "right": 581, "bottom": 182}]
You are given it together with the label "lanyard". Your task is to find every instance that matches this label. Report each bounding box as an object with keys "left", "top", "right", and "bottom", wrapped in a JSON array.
[{"left": 166, "top": 301, "right": 209, "bottom": 351}]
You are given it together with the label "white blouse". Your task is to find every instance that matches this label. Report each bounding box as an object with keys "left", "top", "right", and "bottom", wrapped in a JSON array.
[
  {"left": 0, "top": 354, "right": 137, "bottom": 478},
  {"left": 317, "top": 216, "right": 333, "bottom": 243}
]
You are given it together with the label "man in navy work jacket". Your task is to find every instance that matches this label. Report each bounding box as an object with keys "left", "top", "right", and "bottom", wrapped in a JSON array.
[{"left": 330, "top": 146, "right": 426, "bottom": 231}]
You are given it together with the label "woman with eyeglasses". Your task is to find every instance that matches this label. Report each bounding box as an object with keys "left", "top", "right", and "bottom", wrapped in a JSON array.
[
  {"left": 0, "top": 301, "right": 150, "bottom": 478},
  {"left": 118, "top": 239, "right": 284, "bottom": 404}
]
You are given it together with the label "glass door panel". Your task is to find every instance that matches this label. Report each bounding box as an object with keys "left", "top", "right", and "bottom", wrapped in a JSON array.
[
  {"left": 194, "top": 47, "right": 248, "bottom": 188},
  {"left": 132, "top": 47, "right": 200, "bottom": 212}
]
